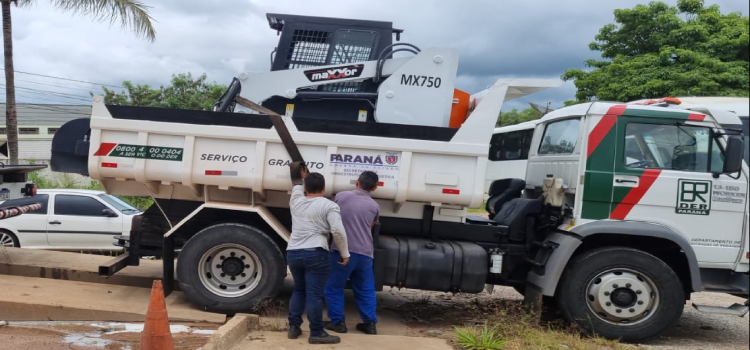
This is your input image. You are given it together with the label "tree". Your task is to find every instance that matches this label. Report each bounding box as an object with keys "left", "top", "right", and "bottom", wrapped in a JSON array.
[
  {"left": 102, "top": 73, "right": 228, "bottom": 110},
  {"left": 496, "top": 107, "right": 542, "bottom": 127},
  {"left": 2, "top": 0, "right": 155, "bottom": 164},
  {"left": 562, "top": 0, "right": 749, "bottom": 103}
]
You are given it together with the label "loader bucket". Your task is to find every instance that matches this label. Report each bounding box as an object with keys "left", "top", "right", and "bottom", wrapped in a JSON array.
[{"left": 50, "top": 118, "right": 91, "bottom": 176}]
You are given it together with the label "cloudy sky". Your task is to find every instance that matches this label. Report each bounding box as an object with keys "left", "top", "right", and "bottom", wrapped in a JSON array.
[{"left": 7, "top": 0, "right": 749, "bottom": 111}]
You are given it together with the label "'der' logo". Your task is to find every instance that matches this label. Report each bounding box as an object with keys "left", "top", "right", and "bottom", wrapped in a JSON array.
[{"left": 675, "top": 179, "right": 711, "bottom": 215}]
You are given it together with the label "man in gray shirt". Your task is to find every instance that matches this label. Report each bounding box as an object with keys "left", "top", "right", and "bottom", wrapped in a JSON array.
[
  {"left": 324, "top": 171, "right": 380, "bottom": 335},
  {"left": 286, "top": 165, "right": 350, "bottom": 344}
]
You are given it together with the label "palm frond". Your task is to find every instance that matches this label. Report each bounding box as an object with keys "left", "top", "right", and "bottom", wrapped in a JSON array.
[
  {"left": 51, "top": 0, "right": 156, "bottom": 42},
  {"left": 12, "top": 0, "right": 37, "bottom": 8}
]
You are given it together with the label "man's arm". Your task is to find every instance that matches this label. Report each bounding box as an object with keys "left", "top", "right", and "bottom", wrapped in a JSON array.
[
  {"left": 288, "top": 163, "right": 308, "bottom": 207},
  {"left": 290, "top": 185, "right": 305, "bottom": 207},
  {"left": 371, "top": 205, "right": 380, "bottom": 228},
  {"left": 327, "top": 205, "right": 350, "bottom": 259}
]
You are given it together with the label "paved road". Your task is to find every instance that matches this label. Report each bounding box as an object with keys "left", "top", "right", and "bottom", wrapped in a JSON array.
[{"left": 645, "top": 292, "right": 748, "bottom": 350}]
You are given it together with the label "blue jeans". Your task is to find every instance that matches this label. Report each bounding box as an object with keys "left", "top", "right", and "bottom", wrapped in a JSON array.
[
  {"left": 287, "top": 248, "right": 331, "bottom": 336},
  {"left": 324, "top": 251, "right": 378, "bottom": 325}
]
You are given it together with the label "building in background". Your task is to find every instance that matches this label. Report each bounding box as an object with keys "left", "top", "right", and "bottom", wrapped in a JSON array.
[{"left": 0, "top": 104, "right": 90, "bottom": 163}]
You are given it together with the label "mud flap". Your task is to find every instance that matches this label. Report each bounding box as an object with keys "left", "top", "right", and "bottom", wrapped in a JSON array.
[{"left": 522, "top": 282, "right": 544, "bottom": 324}]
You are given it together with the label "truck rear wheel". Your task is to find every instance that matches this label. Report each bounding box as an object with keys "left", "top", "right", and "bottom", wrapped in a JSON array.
[
  {"left": 176, "top": 223, "right": 286, "bottom": 314},
  {"left": 557, "top": 247, "right": 684, "bottom": 343}
]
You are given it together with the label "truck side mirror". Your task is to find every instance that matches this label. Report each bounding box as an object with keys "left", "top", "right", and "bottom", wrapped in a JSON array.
[
  {"left": 102, "top": 208, "right": 118, "bottom": 217},
  {"left": 722, "top": 136, "right": 744, "bottom": 174}
]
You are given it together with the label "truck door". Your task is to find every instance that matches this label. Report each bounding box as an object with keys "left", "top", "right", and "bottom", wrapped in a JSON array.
[{"left": 610, "top": 115, "right": 747, "bottom": 264}]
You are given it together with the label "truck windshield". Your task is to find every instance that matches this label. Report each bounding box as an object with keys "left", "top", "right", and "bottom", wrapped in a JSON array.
[{"left": 97, "top": 194, "right": 141, "bottom": 213}]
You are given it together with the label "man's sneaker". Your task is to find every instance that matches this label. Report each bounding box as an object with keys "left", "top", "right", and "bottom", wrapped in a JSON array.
[
  {"left": 288, "top": 325, "right": 302, "bottom": 339},
  {"left": 324, "top": 320, "right": 348, "bottom": 333},
  {"left": 308, "top": 331, "right": 341, "bottom": 344},
  {"left": 356, "top": 322, "right": 377, "bottom": 335}
]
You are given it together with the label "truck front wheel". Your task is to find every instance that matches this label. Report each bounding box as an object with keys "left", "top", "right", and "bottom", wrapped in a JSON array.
[
  {"left": 557, "top": 247, "right": 684, "bottom": 343},
  {"left": 176, "top": 223, "right": 286, "bottom": 314}
]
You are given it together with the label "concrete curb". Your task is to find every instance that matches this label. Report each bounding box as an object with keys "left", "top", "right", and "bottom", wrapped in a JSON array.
[
  {"left": 0, "top": 247, "right": 178, "bottom": 290},
  {"left": 201, "top": 314, "right": 259, "bottom": 350},
  {"left": 0, "top": 275, "right": 225, "bottom": 324}
]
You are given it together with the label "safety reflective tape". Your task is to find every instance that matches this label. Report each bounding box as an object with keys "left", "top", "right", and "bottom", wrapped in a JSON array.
[
  {"left": 348, "top": 180, "right": 386, "bottom": 187},
  {"left": 102, "top": 162, "right": 118, "bottom": 168},
  {"left": 205, "top": 170, "right": 238, "bottom": 176},
  {"left": 442, "top": 189, "right": 460, "bottom": 195}
]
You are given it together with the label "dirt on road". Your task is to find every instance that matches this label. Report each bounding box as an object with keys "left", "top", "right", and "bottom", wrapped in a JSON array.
[
  {"left": 377, "top": 286, "right": 748, "bottom": 350},
  {"left": 0, "top": 322, "right": 216, "bottom": 350},
  {"left": 1, "top": 285, "right": 746, "bottom": 350}
]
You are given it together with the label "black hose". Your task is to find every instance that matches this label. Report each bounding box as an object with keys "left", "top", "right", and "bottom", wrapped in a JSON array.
[{"left": 374, "top": 43, "right": 421, "bottom": 83}]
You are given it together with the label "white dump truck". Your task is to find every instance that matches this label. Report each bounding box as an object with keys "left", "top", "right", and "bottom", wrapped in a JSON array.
[{"left": 49, "top": 13, "right": 748, "bottom": 343}]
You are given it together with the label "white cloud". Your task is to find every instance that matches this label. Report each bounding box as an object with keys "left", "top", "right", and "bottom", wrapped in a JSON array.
[{"left": 4, "top": 0, "right": 748, "bottom": 108}]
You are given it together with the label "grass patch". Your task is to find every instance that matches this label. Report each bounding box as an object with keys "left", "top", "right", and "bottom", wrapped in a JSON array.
[
  {"left": 454, "top": 323, "right": 506, "bottom": 350},
  {"left": 467, "top": 201, "right": 487, "bottom": 214},
  {"left": 455, "top": 306, "right": 624, "bottom": 350},
  {"left": 389, "top": 296, "right": 626, "bottom": 350}
]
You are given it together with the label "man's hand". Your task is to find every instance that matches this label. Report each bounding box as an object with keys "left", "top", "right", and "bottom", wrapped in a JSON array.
[
  {"left": 289, "top": 161, "right": 308, "bottom": 185},
  {"left": 339, "top": 257, "right": 349, "bottom": 266}
]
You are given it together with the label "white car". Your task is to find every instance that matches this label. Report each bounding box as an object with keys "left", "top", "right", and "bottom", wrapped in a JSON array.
[{"left": 0, "top": 189, "right": 141, "bottom": 250}]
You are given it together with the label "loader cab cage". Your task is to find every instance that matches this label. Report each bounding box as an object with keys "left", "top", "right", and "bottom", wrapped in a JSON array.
[{"left": 267, "top": 13, "right": 403, "bottom": 93}]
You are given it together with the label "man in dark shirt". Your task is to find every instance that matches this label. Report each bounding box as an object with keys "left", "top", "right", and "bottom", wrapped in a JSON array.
[{"left": 324, "top": 171, "right": 380, "bottom": 335}]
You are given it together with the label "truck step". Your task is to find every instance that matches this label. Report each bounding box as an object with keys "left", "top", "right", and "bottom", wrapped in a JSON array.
[{"left": 692, "top": 301, "right": 749, "bottom": 317}]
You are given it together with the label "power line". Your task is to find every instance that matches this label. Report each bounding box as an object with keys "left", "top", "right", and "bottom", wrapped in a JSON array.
[
  {"left": 16, "top": 105, "right": 90, "bottom": 116},
  {"left": 14, "top": 77, "right": 103, "bottom": 93},
  {"left": 0, "top": 103, "right": 91, "bottom": 116},
  {"left": 12, "top": 86, "right": 92, "bottom": 100},
  {"left": 0, "top": 68, "right": 124, "bottom": 88},
  {"left": 0, "top": 84, "right": 92, "bottom": 103}
]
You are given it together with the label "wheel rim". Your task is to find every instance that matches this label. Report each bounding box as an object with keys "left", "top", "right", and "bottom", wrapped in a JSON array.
[
  {"left": 198, "top": 244, "right": 262, "bottom": 298},
  {"left": 0, "top": 232, "right": 15, "bottom": 247},
  {"left": 586, "top": 268, "right": 659, "bottom": 325}
]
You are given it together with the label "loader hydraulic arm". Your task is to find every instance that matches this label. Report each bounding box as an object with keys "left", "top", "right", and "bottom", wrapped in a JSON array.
[{"left": 214, "top": 77, "right": 241, "bottom": 113}]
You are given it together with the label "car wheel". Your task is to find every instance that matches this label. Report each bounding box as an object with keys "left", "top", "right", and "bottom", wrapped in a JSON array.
[
  {"left": 557, "top": 247, "right": 684, "bottom": 343},
  {"left": 176, "top": 223, "right": 286, "bottom": 314},
  {"left": 0, "top": 230, "right": 20, "bottom": 248}
]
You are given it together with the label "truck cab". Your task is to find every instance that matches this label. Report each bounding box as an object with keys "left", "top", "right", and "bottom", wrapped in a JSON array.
[{"left": 520, "top": 101, "right": 747, "bottom": 341}]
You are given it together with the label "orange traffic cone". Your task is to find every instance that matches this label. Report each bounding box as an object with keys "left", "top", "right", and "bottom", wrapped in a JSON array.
[{"left": 141, "top": 280, "right": 174, "bottom": 350}]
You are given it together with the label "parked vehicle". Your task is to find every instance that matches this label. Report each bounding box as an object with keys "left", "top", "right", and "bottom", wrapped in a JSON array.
[
  {"left": 49, "top": 13, "right": 748, "bottom": 343},
  {"left": 0, "top": 165, "right": 45, "bottom": 227},
  {"left": 486, "top": 120, "right": 538, "bottom": 192},
  {"left": 0, "top": 189, "right": 141, "bottom": 249},
  {"left": 0, "top": 164, "right": 44, "bottom": 201}
]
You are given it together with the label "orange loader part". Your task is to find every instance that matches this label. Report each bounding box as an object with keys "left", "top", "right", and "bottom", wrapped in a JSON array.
[
  {"left": 450, "top": 89, "right": 470, "bottom": 128},
  {"left": 141, "top": 280, "right": 175, "bottom": 350}
]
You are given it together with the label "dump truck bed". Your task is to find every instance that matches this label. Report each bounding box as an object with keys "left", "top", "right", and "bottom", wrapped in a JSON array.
[{"left": 52, "top": 79, "right": 560, "bottom": 223}]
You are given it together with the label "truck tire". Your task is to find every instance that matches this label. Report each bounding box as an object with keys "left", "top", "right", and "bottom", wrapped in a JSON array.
[
  {"left": 176, "top": 223, "right": 286, "bottom": 314},
  {"left": 557, "top": 247, "right": 684, "bottom": 343}
]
